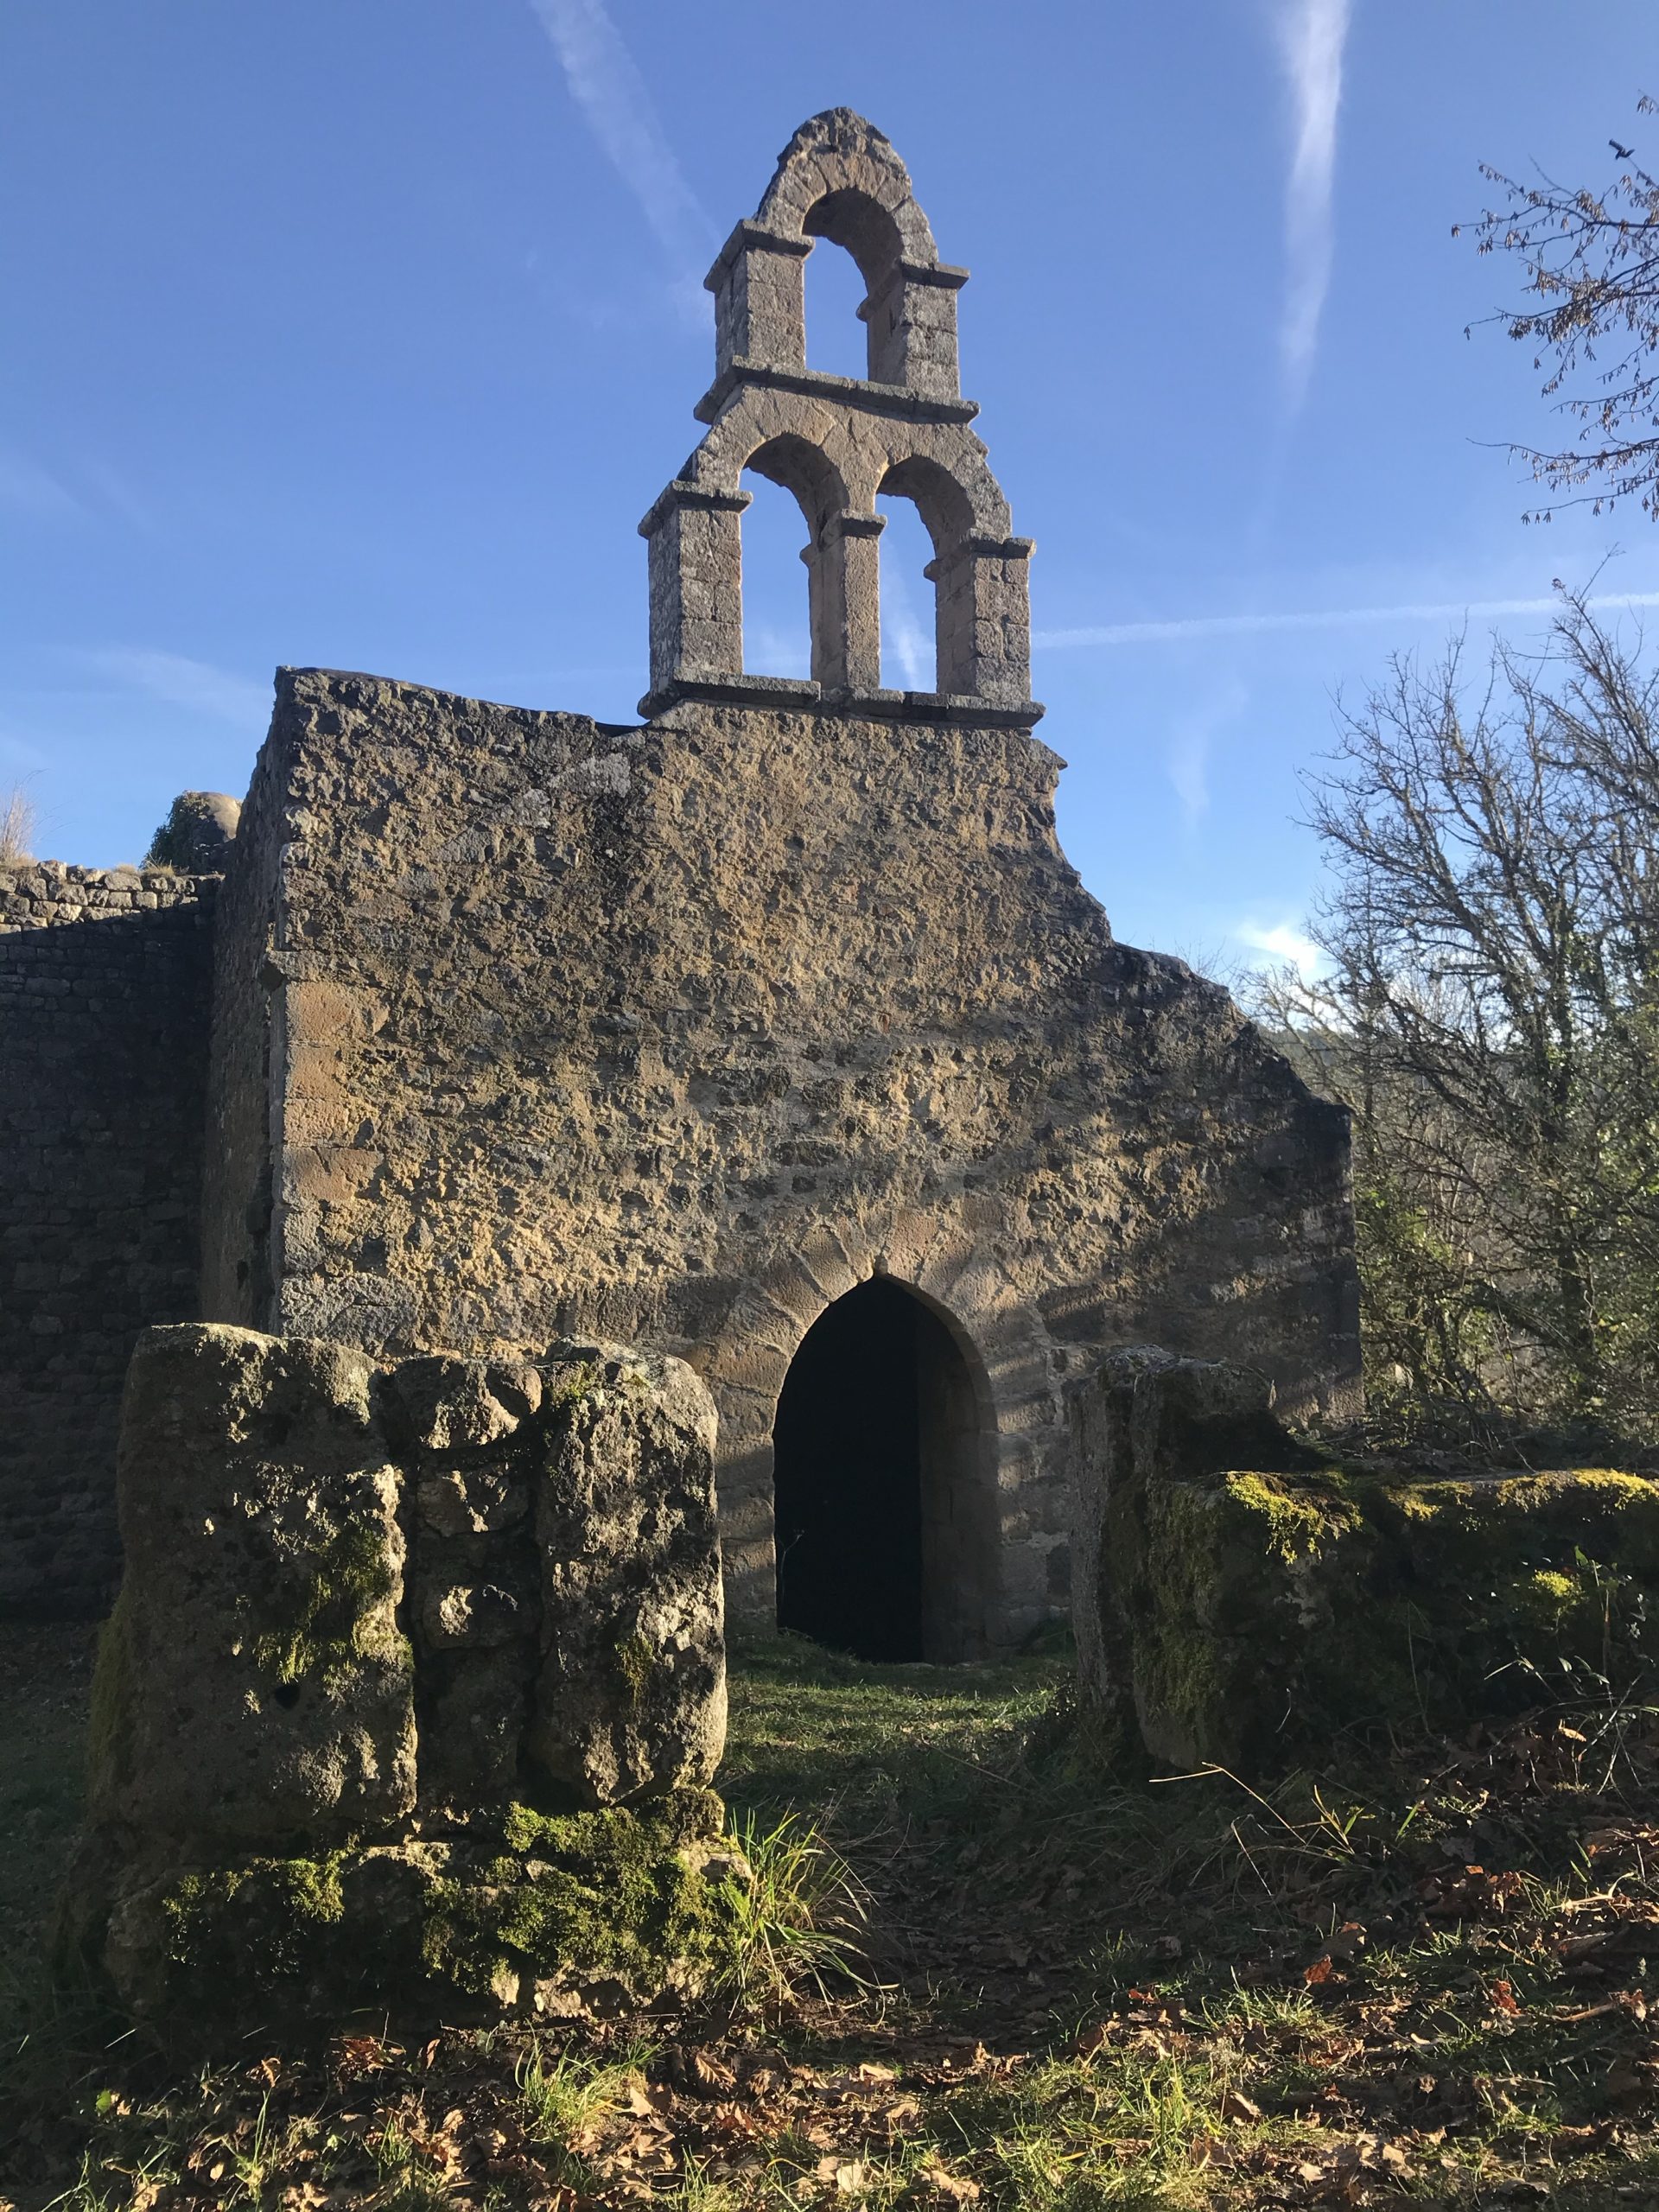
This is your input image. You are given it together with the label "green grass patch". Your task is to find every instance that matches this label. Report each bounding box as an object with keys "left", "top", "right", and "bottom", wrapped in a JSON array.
[{"left": 7, "top": 1622, "right": 1659, "bottom": 2206}]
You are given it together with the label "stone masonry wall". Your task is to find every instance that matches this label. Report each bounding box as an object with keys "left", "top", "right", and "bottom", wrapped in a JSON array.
[
  {"left": 0, "top": 861, "right": 216, "bottom": 1615},
  {"left": 204, "top": 668, "right": 1358, "bottom": 1649}
]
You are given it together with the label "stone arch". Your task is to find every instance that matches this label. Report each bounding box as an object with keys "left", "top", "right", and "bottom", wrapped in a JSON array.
[
  {"left": 757, "top": 111, "right": 939, "bottom": 274},
  {"left": 771, "top": 1271, "right": 1000, "bottom": 1662},
  {"left": 741, "top": 429, "right": 846, "bottom": 534},
  {"left": 879, "top": 454, "right": 980, "bottom": 558},
  {"left": 734, "top": 428, "right": 876, "bottom": 691},
  {"left": 877, "top": 454, "right": 1029, "bottom": 702},
  {"left": 692, "top": 387, "right": 859, "bottom": 505}
]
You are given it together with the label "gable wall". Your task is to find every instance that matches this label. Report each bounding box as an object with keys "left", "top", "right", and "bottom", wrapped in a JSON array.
[{"left": 204, "top": 670, "right": 1358, "bottom": 1649}]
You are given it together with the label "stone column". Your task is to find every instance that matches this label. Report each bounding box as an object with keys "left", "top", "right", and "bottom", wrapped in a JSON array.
[
  {"left": 639, "top": 481, "right": 751, "bottom": 693},
  {"left": 806, "top": 510, "right": 883, "bottom": 692},
  {"left": 861, "top": 263, "right": 968, "bottom": 397},
  {"left": 705, "top": 221, "right": 812, "bottom": 379},
  {"left": 926, "top": 534, "right": 1035, "bottom": 705}
]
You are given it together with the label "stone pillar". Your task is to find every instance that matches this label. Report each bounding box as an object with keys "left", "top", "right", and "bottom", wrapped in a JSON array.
[
  {"left": 705, "top": 221, "right": 812, "bottom": 378},
  {"left": 639, "top": 481, "right": 751, "bottom": 693},
  {"left": 806, "top": 510, "right": 883, "bottom": 692},
  {"left": 927, "top": 534, "right": 1035, "bottom": 705},
  {"left": 861, "top": 263, "right": 967, "bottom": 397}
]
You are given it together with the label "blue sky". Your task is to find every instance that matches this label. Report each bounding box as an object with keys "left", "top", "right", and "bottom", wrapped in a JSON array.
[{"left": 3, "top": 1, "right": 1655, "bottom": 973}]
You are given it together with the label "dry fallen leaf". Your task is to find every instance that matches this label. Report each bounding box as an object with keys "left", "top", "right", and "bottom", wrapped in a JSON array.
[
  {"left": 814, "top": 2156, "right": 868, "bottom": 2195},
  {"left": 918, "top": 2154, "right": 982, "bottom": 2202}
]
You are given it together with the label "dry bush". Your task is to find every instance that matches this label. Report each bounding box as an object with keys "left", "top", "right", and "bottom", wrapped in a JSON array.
[{"left": 0, "top": 781, "right": 37, "bottom": 866}]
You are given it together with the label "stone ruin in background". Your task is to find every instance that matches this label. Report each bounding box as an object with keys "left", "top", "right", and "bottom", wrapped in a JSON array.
[{"left": 2, "top": 111, "right": 1361, "bottom": 1677}]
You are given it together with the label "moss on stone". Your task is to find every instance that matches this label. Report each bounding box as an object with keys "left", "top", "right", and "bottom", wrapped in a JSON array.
[
  {"left": 109, "top": 1792, "right": 741, "bottom": 2025},
  {"left": 616, "top": 1634, "right": 655, "bottom": 1707},
  {"left": 1223, "top": 1470, "right": 1363, "bottom": 1564},
  {"left": 428, "top": 1791, "right": 739, "bottom": 2002},
  {"left": 543, "top": 1362, "right": 602, "bottom": 1415},
  {"left": 156, "top": 1852, "right": 350, "bottom": 2000},
  {"left": 1127, "top": 1459, "right": 1659, "bottom": 1770},
  {"left": 250, "top": 1516, "right": 405, "bottom": 1691}
]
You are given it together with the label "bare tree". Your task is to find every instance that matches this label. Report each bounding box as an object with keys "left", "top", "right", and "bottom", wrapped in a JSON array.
[
  {"left": 1462, "top": 99, "right": 1659, "bottom": 518},
  {"left": 1262, "top": 594, "right": 1659, "bottom": 1435},
  {"left": 0, "top": 781, "right": 37, "bottom": 866}
]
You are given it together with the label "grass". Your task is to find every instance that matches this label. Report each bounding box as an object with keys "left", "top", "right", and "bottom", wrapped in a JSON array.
[{"left": 4, "top": 1624, "right": 1659, "bottom": 2206}]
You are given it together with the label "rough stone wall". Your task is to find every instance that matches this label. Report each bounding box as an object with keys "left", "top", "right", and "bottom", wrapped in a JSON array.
[
  {"left": 1069, "top": 1350, "right": 1659, "bottom": 1770},
  {"left": 200, "top": 729, "right": 291, "bottom": 1332},
  {"left": 0, "top": 863, "right": 216, "bottom": 1616},
  {"left": 204, "top": 667, "right": 1358, "bottom": 1649}
]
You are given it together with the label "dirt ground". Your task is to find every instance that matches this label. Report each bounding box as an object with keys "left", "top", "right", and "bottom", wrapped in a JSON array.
[{"left": 4, "top": 1624, "right": 1659, "bottom": 2209}]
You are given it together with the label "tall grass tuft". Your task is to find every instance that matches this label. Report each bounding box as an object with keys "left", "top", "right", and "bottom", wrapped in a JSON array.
[{"left": 715, "top": 1809, "right": 871, "bottom": 2009}]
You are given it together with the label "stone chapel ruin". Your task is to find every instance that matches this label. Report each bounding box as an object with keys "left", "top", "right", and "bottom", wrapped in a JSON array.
[{"left": 2, "top": 110, "right": 1361, "bottom": 1666}]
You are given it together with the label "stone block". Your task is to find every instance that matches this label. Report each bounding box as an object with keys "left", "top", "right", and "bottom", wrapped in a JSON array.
[
  {"left": 1071, "top": 1351, "right": 1659, "bottom": 1770},
  {"left": 90, "top": 1323, "right": 416, "bottom": 1841},
  {"left": 530, "top": 1349, "right": 726, "bottom": 1807},
  {"left": 62, "top": 1324, "right": 738, "bottom": 2026},
  {"left": 62, "top": 1789, "right": 742, "bottom": 2031}
]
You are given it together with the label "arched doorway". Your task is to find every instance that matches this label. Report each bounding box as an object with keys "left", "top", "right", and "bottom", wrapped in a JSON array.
[{"left": 772, "top": 1278, "right": 991, "bottom": 1663}]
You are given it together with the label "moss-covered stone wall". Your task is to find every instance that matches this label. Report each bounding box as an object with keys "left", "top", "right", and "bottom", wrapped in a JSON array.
[{"left": 1071, "top": 1351, "right": 1659, "bottom": 1770}]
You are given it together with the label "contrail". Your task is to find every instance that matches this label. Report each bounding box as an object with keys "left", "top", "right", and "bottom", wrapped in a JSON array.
[
  {"left": 1274, "top": 0, "right": 1352, "bottom": 404},
  {"left": 1036, "top": 590, "right": 1659, "bottom": 651},
  {"left": 91, "top": 649, "right": 270, "bottom": 724},
  {"left": 526, "top": 0, "right": 712, "bottom": 272}
]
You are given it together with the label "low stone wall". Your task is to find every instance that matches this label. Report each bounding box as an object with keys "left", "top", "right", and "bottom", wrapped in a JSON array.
[
  {"left": 61, "top": 1323, "right": 740, "bottom": 2028},
  {"left": 1070, "top": 1351, "right": 1659, "bottom": 1770},
  {"left": 0, "top": 862, "right": 216, "bottom": 1618}
]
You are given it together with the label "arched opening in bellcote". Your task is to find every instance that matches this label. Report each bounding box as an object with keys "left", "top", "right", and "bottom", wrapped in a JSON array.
[
  {"left": 738, "top": 432, "right": 854, "bottom": 689},
  {"left": 772, "top": 1276, "right": 996, "bottom": 1663},
  {"left": 740, "top": 470, "right": 812, "bottom": 679},
  {"left": 801, "top": 233, "right": 869, "bottom": 383},
  {"left": 801, "top": 188, "right": 905, "bottom": 383},
  {"left": 874, "top": 490, "right": 938, "bottom": 691}
]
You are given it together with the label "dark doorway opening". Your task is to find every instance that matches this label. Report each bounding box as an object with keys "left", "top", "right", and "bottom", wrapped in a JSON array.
[{"left": 772, "top": 1278, "right": 987, "bottom": 1662}]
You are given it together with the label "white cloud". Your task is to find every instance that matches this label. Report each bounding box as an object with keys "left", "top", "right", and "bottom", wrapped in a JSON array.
[
  {"left": 1165, "top": 680, "right": 1249, "bottom": 824},
  {"left": 527, "top": 0, "right": 713, "bottom": 294},
  {"left": 91, "top": 650, "right": 270, "bottom": 726},
  {"left": 1167, "top": 730, "right": 1208, "bottom": 819},
  {"left": 1273, "top": 0, "right": 1351, "bottom": 404},
  {"left": 1036, "top": 587, "right": 1659, "bottom": 651},
  {"left": 1237, "top": 920, "right": 1324, "bottom": 981},
  {"left": 880, "top": 568, "right": 932, "bottom": 690},
  {"left": 1238, "top": 919, "right": 1336, "bottom": 982}
]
